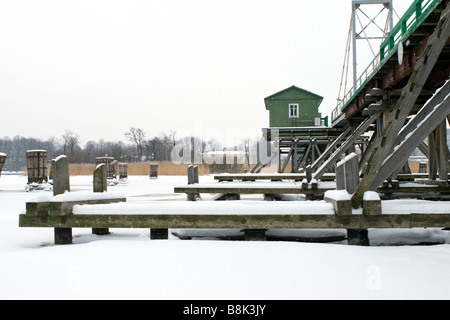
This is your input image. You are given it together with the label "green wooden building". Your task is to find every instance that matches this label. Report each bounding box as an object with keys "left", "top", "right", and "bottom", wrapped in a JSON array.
[{"left": 264, "top": 85, "right": 326, "bottom": 128}]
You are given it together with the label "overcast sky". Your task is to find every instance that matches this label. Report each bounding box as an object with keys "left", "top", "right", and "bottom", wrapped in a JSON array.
[{"left": 0, "top": 0, "right": 411, "bottom": 145}]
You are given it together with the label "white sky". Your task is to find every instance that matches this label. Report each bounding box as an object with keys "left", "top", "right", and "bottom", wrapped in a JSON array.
[{"left": 0, "top": 0, "right": 412, "bottom": 145}]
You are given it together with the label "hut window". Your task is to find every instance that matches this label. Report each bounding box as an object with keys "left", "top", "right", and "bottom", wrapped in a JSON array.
[{"left": 289, "top": 104, "right": 299, "bottom": 118}]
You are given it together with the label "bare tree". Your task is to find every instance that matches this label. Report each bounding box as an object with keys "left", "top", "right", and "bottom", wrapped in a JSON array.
[
  {"left": 125, "top": 128, "right": 146, "bottom": 161},
  {"left": 61, "top": 130, "right": 81, "bottom": 162}
]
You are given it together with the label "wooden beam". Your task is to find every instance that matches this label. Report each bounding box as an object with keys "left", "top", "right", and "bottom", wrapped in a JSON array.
[
  {"left": 314, "top": 112, "right": 381, "bottom": 179},
  {"left": 393, "top": 81, "right": 450, "bottom": 150},
  {"left": 310, "top": 127, "right": 352, "bottom": 172},
  {"left": 174, "top": 185, "right": 335, "bottom": 195},
  {"left": 369, "top": 83, "right": 450, "bottom": 189},
  {"left": 19, "top": 213, "right": 450, "bottom": 230}
]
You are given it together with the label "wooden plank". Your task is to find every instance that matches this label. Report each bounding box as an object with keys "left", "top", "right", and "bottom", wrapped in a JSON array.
[
  {"left": 377, "top": 185, "right": 450, "bottom": 193},
  {"left": 26, "top": 201, "right": 51, "bottom": 217},
  {"left": 215, "top": 173, "right": 336, "bottom": 182},
  {"left": 175, "top": 184, "right": 448, "bottom": 196},
  {"left": 314, "top": 112, "right": 381, "bottom": 179},
  {"left": 26, "top": 197, "right": 127, "bottom": 217},
  {"left": 411, "top": 214, "right": 450, "bottom": 228},
  {"left": 174, "top": 186, "right": 335, "bottom": 195},
  {"left": 20, "top": 213, "right": 437, "bottom": 230},
  {"left": 49, "top": 198, "right": 127, "bottom": 216}
]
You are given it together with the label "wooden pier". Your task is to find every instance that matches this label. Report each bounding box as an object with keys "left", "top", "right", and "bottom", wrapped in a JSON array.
[{"left": 18, "top": 156, "right": 450, "bottom": 246}]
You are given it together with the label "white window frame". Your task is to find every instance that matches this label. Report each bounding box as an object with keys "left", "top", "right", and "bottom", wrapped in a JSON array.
[{"left": 289, "top": 104, "right": 299, "bottom": 118}]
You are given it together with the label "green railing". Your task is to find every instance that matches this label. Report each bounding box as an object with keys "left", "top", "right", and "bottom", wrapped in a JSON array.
[
  {"left": 332, "top": 0, "right": 444, "bottom": 125},
  {"left": 380, "top": 0, "right": 443, "bottom": 60}
]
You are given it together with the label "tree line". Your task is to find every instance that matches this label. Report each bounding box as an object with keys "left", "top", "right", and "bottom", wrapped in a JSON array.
[{"left": 0, "top": 128, "right": 235, "bottom": 172}]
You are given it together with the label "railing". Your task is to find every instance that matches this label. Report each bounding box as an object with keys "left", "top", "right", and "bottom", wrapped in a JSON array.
[{"left": 331, "top": 0, "right": 444, "bottom": 125}]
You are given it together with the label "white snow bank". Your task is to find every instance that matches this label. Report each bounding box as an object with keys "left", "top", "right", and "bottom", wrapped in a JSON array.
[
  {"left": 73, "top": 200, "right": 335, "bottom": 216},
  {"left": 324, "top": 190, "right": 351, "bottom": 201},
  {"left": 383, "top": 199, "right": 450, "bottom": 214},
  {"left": 28, "top": 191, "right": 126, "bottom": 203},
  {"left": 52, "top": 191, "right": 126, "bottom": 202},
  {"left": 29, "top": 193, "right": 53, "bottom": 203},
  {"left": 364, "top": 191, "right": 380, "bottom": 201}
]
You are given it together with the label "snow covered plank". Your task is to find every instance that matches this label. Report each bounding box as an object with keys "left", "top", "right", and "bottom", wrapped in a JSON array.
[
  {"left": 48, "top": 198, "right": 127, "bottom": 216},
  {"left": 72, "top": 201, "right": 335, "bottom": 216},
  {"left": 25, "top": 192, "right": 127, "bottom": 216}
]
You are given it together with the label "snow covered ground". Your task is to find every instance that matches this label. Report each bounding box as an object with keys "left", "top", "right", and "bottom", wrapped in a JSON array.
[{"left": 1, "top": 174, "right": 450, "bottom": 300}]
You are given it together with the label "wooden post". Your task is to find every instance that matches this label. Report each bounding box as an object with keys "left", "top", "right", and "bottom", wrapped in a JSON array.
[
  {"left": 362, "top": 191, "right": 382, "bottom": 216},
  {"left": 119, "top": 163, "right": 128, "bottom": 180},
  {"left": 347, "top": 229, "right": 370, "bottom": 246},
  {"left": 187, "top": 165, "right": 201, "bottom": 201},
  {"left": 336, "top": 153, "right": 359, "bottom": 193},
  {"left": 193, "top": 165, "right": 199, "bottom": 184},
  {"left": 187, "top": 165, "right": 194, "bottom": 185},
  {"left": 26, "top": 150, "right": 48, "bottom": 184},
  {"left": 292, "top": 139, "right": 298, "bottom": 173},
  {"left": 92, "top": 164, "right": 109, "bottom": 235},
  {"left": 336, "top": 161, "right": 346, "bottom": 190},
  {"left": 324, "top": 190, "right": 352, "bottom": 216},
  {"left": 243, "top": 229, "right": 267, "bottom": 241},
  {"left": 150, "top": 163, "right": 159, "bottom": 179},
  {"left": 334, "top": 153, "right": 369, "bottom": 246},
  {"left": 150, "top": 229, "right": 169, "bottom": 240},
  {"left": 95, "top": 157, "right": 116, "bottom": 179},
  {"left": 149, "top": 165, "right": 165, "bottom": 238},
  {"left": 429, "top": 131, "right": 438, "bottom": 180},
  {"left": 306, "top": 165, "right": 312, "bottom": 183},
  {"left": 0, "top": 153, "right": 6, "bottom": 178},
  {"left": 53, "top": 156, "right": 72, "bottom": 245},
  {"left": 344, "top": 153, "right": 359, "bottom": 194},
  {"left": 437, "top": 121, "right": 448, "bottom": 181},
  {"left": 93, "top": 164, "right": 107, "bottom": 193},
  {"left": 53, "top": 156, "right": 70, "bottom": 196}
]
